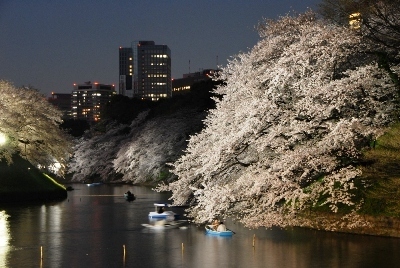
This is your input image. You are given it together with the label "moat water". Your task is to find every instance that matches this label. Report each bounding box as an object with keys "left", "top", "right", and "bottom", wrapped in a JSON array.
[{"left": 1, "top": 183, "right": 400, "bottom": 268}]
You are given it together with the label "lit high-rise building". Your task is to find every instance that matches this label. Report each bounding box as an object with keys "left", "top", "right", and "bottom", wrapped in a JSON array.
[
  {"left": 119, "top": 41, "right": 171, "bottom": 101},
  {"left": 71, "top": 81, "right": 116, "bottom": 123},
  {"left": 119, "top": 47, "right": 133, "bottom": 97}
]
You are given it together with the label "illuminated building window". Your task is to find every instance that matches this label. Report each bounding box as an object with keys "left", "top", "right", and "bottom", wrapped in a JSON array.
[{"left": 349, "top": 13, "right": 361, "bottom": 29}]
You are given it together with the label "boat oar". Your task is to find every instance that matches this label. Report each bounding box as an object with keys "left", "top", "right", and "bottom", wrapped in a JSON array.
[{"left": 228, "top": 229, "right": 236, "bottom": 234}]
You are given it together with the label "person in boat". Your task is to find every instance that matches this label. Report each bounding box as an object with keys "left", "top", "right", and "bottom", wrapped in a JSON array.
[
  {"left": 126, "top": 190, "right": 133, "bottom": 196},
  {"left": 211, "top": 219, "right": 219, "bottom": 231},
  {"left": 217, "top": 222, "right": 227, "bottom": 232},
  {"left": 158, "top": 206, "right": 165, "bottom": 214}
]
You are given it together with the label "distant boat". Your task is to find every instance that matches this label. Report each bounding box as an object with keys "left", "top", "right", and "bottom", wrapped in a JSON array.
[
  {"left": 124, "top": 191, "right": 135, "bottom": 201},
  {"left": 148, "top": 203, "right": 179, "bottom": 220},
  {"left": 205, "top": 225, "right": 234, "bottom": 236},
  {"left": 86, "top": 182, "right": 103, "bottom": 186},
  {"left": 66, "top": 186, "right": 74, "bottom": 191}
]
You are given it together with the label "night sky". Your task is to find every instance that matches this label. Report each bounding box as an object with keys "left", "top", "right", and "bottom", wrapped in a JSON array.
[{"left": 0, "top": 0, "right": 320, "bottom": 96}]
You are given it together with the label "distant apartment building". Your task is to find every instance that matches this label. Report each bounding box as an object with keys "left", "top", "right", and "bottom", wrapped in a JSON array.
[
  {"left": 172, "top": 69, "right": 219, "bottom": 96},
  {"left": 71, "top": 82, "right": 116, "bottom": 123},
  {"left": 48, "top": 92, "right": 72, "bottom": 119},
  {"left": 119, "top": 41, "right": 171, "bottom": 101}
]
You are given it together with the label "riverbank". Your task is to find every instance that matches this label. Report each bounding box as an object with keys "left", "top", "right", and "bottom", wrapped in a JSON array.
[
  {"left": 299, "top": 211, "right": 400, "bottom": 238},
  {"left": 348, "top": 215, "right": 400, "bottom": 237},
  {"left": 0, "top": 155, "right": 67, "bottom": 203}
]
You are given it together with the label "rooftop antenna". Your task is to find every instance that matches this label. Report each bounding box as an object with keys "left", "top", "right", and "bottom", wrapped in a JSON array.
[{"left": 189, "top": 60, "right": 191, "bottom": 74}]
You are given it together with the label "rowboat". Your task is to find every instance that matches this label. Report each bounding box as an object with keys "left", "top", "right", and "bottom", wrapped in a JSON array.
[
  {"left": 124, "top": 192, "right": 135, "bottom": 201},
  {"left": 205, "top": 225, "right": 234, "bottom": 236}
]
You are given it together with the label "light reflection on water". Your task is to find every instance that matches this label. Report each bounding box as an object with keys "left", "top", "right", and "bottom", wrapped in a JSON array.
[
  {"left": 1, "top": 184, "right": 400, "bottom": 268},
  {"left": 0, "top": 210, "right": 10, "bottom": 266},
  {"left": 39, "top": 204, "right": 63, "bottom": 266}
]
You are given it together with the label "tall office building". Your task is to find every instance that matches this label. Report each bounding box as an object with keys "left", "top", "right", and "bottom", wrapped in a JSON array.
[
  {"left": 119, "top": 47, "right": 133, "bottom": 97},
  {"left": 71, "top": 82, "right": 116, "bottom": 123},
  {"left": 119, "top": 41, "right": 171, "bottom": 101}
]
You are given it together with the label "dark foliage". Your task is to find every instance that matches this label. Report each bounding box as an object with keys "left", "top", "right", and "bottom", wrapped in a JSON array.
[
  {"left": 60, "top": 119, "right": 90, "bottom": 137},
  {"left": 147, "top": 79, "right": 222, "bottom": 119},
  {"left": 99, "top": 79, "right": 221, "bottom": 126},
  {"left": 101, "top": 95, "right": 155, "bottom": 124},
  {"left": 318, "top": 0, "right": 400, "bottom": 87}
]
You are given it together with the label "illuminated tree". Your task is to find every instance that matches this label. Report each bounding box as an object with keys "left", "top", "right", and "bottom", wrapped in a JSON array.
[
  {"left": 113, "top": 109, "right": 206, "bottom": 183},
  {"left": 159, "top": 12, "right": 400, "bottom": 230},
  {"left": 70, "top": 108, "right": 207, "bottom": 183},
  {"left": 68, "top": 121, "right": 132, "bottom": 182},
  {"left": 70, "top": 81, "right": 216, "bottom": 183},
  {"left": 0, "top": 80, "right": 72, "bottom": 176}
]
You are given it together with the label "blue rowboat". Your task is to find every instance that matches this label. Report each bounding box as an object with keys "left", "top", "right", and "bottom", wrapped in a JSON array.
[{"left": 205, "top": 225, "right": 234, "bottom": 236}]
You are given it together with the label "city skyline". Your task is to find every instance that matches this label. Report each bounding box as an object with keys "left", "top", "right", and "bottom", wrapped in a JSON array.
[{"left": 0, "top": 0, "right": 320, "bottom": 97}]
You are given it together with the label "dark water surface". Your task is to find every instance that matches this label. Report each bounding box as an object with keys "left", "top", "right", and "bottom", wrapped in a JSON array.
[{"left": 1, "top": 184, "right": 400, "bottom": 268}]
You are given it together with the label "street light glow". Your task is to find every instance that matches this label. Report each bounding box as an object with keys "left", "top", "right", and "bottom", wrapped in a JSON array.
[{"left": 0, "top": 133, "right": 6, "bottom": 145}]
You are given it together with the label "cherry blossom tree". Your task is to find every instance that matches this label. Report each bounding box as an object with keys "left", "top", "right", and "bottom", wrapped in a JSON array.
[
  {"left": 69, "top": 107, "right": 207, "bottom": 183},
  {"left": 68, "top": 120, "right": 132, "bottom": 182},
  {"left": 159, "top": 12, "right": 400, "bottom": 230},
  {"left": 113, "top": 109, "right": 207, "bottom": 183},
  {"left": 69, "top": 82, "right": 216, "bottom": 183},
  {"left": 0, "top": 80, "right": 72, "bottom": 176}
]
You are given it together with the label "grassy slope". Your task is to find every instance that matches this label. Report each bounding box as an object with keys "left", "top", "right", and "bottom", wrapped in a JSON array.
[
  {"left": 360, "top": 123, "right": 400, "bottom": 217},
  {"left": 0, "top": 154, "right": 67, "bottom": 203}
]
